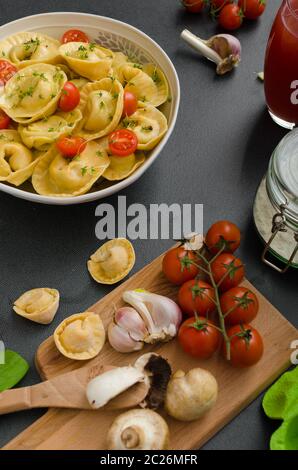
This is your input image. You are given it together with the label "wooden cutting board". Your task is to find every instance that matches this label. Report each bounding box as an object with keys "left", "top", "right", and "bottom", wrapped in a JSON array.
[{"left": 3, "top": 250, "right": 297, "bottom": 450}]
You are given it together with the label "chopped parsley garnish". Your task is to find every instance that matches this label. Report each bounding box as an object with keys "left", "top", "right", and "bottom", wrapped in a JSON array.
[
  {"left": 96, "top": 151, "right": 103, "bottom": 157},
  {"left": 89, "top": 43, "right": 96, "bottom": 51},
  {"left": 1, "top": 51, "right": 6, "bottom": 57},
  {"left": 81, "top": 166, "right": 88, "bottom": 176},
  {"left": 50, "top": 93, "right": 56, "bottom": 99},
  {"left": 53, "top": 71, "right": 64, "bottom": 82},
  {"left": 122, "top": 118, "right": 137, "bottom": 129},
  {"left": 23, "top": 38, "right": 40, "bottom": 52},
  {"left": 133, "top": 63, "right": 143, "bottom": 70},
  {"left": 113, "top": 93, "right": 119, "bottom": 100},
  {"left": 140, "top": 96, "right": 147, "bottom": 103},
  {"left": 152, "top": 69, "right": 161, "bottom": 84},
  {"left": 77, "top": 45, "right": 88, "bottom": 59},
  {"left": 90, "top": 166, "right": 96, "bottom": 174},
  {"left": 99, "top": 101, "right": 105, "bottom": 109},
  {"left": 48, "top": 127, "right": 55, "bottom": 132}
]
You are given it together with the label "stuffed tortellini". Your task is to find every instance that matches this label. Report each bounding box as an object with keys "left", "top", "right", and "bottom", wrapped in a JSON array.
[
  {"left": 59, "top": 42, "right": 114, "bottom": 81},
  {"left": 32, "top": 140, "right": 110, "bottom": 197},
  {"left": 119, "top": 63, "right": 169, "bottom": 107},
  {"left": 54, "top": 311, "right": 106, "bottom": 360},
  {"left": 0, "top": 129, "right": 22, "bottom": 144},
  {"left": 19, "top": 108, "right": 82, "bottom": 150},
  {"left": 120, "top": 105, "right": 168, "bottom": 150},
  {"left": 0, "top": 32, "right": 61, "bottom": 68},
  {"left": 0, "top": 141, "right": 40, "bottom": 186},
  {"left": 103, "top": 153, "right": 145, "bottom": 181},
  {"left": 0, "top": 64, "right": 67, "bottom": 124},
  {"left": 76, "top": 78, "right": 124, "bottom": 140},
  {"left": 13, "top": 288, "right": 60, "bottom": 324}
]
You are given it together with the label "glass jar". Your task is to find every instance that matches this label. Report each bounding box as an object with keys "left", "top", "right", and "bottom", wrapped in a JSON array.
[{"left": 253, "top": 129, "right": 298, "bottom": 273}]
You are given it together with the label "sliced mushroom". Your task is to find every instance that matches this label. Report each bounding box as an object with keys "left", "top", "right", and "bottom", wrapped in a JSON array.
[
  {"left": 107, "top": 409, "right": 170, "bottom": 450},
  {"left": 13, "top": 288, "right": 60, "bottom": 324}
]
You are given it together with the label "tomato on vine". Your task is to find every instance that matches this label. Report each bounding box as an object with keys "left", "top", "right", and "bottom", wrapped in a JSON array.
[
  {"left": 206, "top": 220, "right": 241, "bottom": 254},
  {"left": 218, "top": 4, "right": 243, "bottom": 30},
  {"left": 162, "top": 246, "right": 200, "bottom": 285},
  {"left": 220, "top": 286, "right": 259, "bottom": 325},
  {"left": 178, "top": 316, "right": 221, "bottom": 359},
  {"left": 239, "top": 0, "right": 266, "bottom": 19},
  {"left": 222, "top": 324, "right": 263, "bottom": 367},
  {"left": 211, "top": 253, "right": 245, "bottom": 292},
  {"left": 178, "top": 279, "right": 215, "bottom": 317}
]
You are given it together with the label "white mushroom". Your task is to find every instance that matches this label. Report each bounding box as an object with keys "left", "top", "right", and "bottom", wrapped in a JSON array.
[
  {"left": 13, "top": 288, "right": 60, "bottom": 324},
  {"left": 107, "top": 409, "right": 170, "bottom": 450},
  {"left": 165, "top": 368, "right": 218, "bottom": 421}
]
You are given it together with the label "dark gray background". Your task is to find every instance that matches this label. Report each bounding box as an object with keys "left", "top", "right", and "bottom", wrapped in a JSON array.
[{"left": 0, "top": 0, "right": 296, "bottom": 450}]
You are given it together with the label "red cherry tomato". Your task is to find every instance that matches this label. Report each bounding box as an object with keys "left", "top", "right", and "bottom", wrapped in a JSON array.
[
  {"left": 108, "top": 129, "right": 138, "bottom": 157},
  {"left": 206, "top": 220, "right": 241, "bottom": 254},
  {"left": 162, "top": 247, "right": 200, "bottom": 285},
  {"left": 61, "top": 29, "right": 89, "bottom": 44},
  {"left": 178, "top": 279, "right": 215, "bottom": 317},
  {"left": 211, "top": 253, "right": 245, "bottom": 292},
  {"left": 182, "top": 0, "right": 205, "bottom": 13},
  {"left": 178, "top": 316, "right": 221, "bottom": 359},
  {"left": 220, "top": 287, "right": 259, "bottom": 325},
  {"left": 222, "top": 324, "right": 264, "bottom": 367},
  {"left": 0, "top": 110, "right": 11, "bottom": 129},
  {"left": 59, "top": 82, "right": 80, "bottom": 112},
  {"left": 0, "top": 60, "right": 17, "bottom": 86},
  {"left": 56, "top": 135, "right": 87, "bottom": 158},
  {"left": 239, "top": 0, "right": 266, "bottom": 19},
  {"left": 122, "top": 91, "right": 138, "bottom": 117},
  {"left": 218, "top": 4, "right": 243, "bottom": 30}
]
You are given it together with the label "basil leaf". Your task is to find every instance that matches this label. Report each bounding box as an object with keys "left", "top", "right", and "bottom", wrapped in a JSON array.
[{"left": 0, "top": 349, "right": 29, "bottom": 392}]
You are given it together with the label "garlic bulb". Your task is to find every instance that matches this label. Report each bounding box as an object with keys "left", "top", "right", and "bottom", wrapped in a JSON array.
[
  {"left": 107, "top": 409, "right": 170, "bottom": 450},
  {"left": 108, "top": 290, "right": 182, "bottom": 353},
  {"left": 13, "top": 288, "right": 60, "bottom": 324},
  {"left": 165, "top": 368, "right": 218, "bottom": 422}
]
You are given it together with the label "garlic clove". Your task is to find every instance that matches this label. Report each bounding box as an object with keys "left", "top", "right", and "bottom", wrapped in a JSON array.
[
  {"left": 107, "top": 409, "right": 170, "bottom": 450},
  {"left": 86, "top": 366, "right": 146, "bottom": 409},
  {"left": 108, "top": 321, "right": 144, "bottom": 353},
  {"left": 114, "top": 306, "right": 148, "bottom": 341},
  {"left": 183, "top": 233, "right": 204, "bottom": 251}
]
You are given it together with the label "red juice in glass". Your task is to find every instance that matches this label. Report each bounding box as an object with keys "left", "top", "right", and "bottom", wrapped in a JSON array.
[{"left": 264, "top": 0, "right": 298, "bottom": 128}]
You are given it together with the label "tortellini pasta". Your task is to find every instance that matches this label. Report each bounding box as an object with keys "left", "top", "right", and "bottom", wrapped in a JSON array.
[
  {"left": 0, "top": 29, "right": 169, "bottom": 197},
  {"left": 0, "top": 141, "right": 40, "bottom": 186},
  {"left": 19, "top": 108, "right": 82, "bottom": 150},
  {"left": 54, "top": 311, "right": 106, "bottom": 360},
  {"left": 59, "top": 42, "right": 114, "bottom": 81},
  {"left": 32, "top": 140, "right": 110, "bottom": 197},
  {"left": 0, "top": 32, "right": 61, "bottom": 68},
  {"left": 119, "top": 63, "right": 168, "bottom": 107},
  {"left": 76, "top": 78, "right": 124, "bottom": 140},
  {"left": 13, "top": 288, "right": 60, "bottom": 324},
  {"left": 0, "top": 64, "right": 67, "bottom": 124},
  {"left": 120, "top": 105, "right": 168, "bottom": 150}
]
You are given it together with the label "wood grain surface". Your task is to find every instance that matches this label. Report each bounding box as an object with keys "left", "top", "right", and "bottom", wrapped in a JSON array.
[{"left": 3, "top": 251, "right": 297, "bottom": 450}]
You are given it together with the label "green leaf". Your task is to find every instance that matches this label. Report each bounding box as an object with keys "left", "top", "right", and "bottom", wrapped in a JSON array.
[{"left": 0, "top": 349, "right": 29, "bottom": 392}]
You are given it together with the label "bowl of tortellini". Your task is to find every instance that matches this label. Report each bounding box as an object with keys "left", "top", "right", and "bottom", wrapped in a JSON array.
[{"left": 0, "top": 12, "right": 180, "bottom": 204}]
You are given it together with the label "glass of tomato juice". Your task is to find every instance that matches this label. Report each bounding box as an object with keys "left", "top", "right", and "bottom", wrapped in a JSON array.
[{"left": 264, "top": 0, "right": 298, "bottom": 128}]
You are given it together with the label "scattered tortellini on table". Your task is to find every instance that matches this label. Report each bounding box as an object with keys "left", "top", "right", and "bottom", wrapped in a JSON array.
[
  {"left": 13, "top": 288, "right": 60, "bottom": 324},
  {"left": 0, "top": 29, "right": 170, "bottom": 197}
]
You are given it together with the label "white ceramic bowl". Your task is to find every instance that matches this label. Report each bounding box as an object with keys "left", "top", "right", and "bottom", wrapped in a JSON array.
[{"left": 0, "top": 12, "right": 180, "bottom": 205}]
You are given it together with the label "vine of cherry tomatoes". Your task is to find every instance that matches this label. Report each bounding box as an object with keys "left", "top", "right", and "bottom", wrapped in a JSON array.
[
  {"left": 181, "top": 0, "right": 267, "bottom": 31},
  {"left": 162, "top": 220, "right": 264, "bottom": 368}
]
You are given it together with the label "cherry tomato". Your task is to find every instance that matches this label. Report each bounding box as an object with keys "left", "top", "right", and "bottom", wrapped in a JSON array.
[
  {"left": 59, "top": 82, "right": 80, "bottom": 112},
  {"left": 218, "top": 4, "right": 243, "bottom": 30},
  {"left": 108, "top": 129, "right": 138, "bottom": 157},
  {"left": 179, "top": 316, "right": 220, "bottom": 359},
  {"left": 220, "top": 287, "right": 259, "bottom": 325},
  {"left": 56, "top": 135, "right": 87, "bottom": 158},
  {"left": 0, "top": 60, "right": 17, "bottom": 86},
  {"left": 222, "top": 324, "right": 264, "bottom": 367},
  {"left": 178, "top": 279, "right": 215, "bottom": 317},
  {"left": 239, "top": 0, "right": 266, "bottom": 19},
  {"left": 206, "top": 220, "right": 241, "bottom": 254},
  {"left": 182, "top": 0, "right": 205, "bottom": 13},
  {"left": 0, "top": 110, "right": 11, "bottom": 129},
  {"left": 211, "top": 253, "right": 245, "bottom": 292},
  {"left": 61, "top": 29, "right": 89, "bottom": 44},
  {"left": 122, "top": 91, "right": 138, "bottom": 117},
  {"left": 162, "top": 247, "right": 200, "bottom": 285}
]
